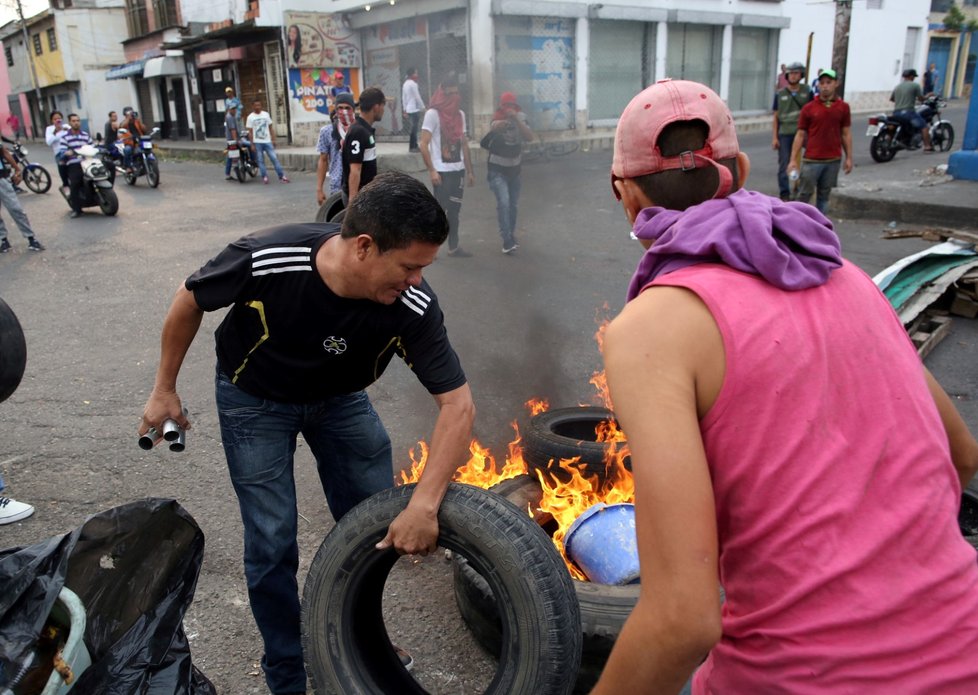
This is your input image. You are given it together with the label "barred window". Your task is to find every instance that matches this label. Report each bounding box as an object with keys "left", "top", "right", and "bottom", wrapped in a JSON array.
[
  {"left": 47, "top": 28, "right": 56, "bottom": 52},
  {"left": 125, "top": 0, "right": 149, "bottom": 37},
  {"left": 32, "top": 33, "right": 42, "bottom": 56},
  {"left": 4, "top": 46, "right": 12, "bottom": 67}
]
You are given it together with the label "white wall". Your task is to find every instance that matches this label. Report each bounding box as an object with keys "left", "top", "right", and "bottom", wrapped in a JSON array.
[{"left": 179, "top": 0, "right": 248, "bottom": 25}]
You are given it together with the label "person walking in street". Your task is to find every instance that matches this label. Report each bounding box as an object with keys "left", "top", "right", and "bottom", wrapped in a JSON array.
[
  {"left": 246, "top": 99, "right": 290, "bottom": 184},
  {"left": 224, "top": 104, "right": 243, "bottom": 181},
  {"left": 45, "top": 111, "right": 69, "bottom": 189},
  {"left": 420, "top": 74, "right": 474, "bottom": 257},
  {"left": 401, "top": 67, "right": 425, "bottom": 153},
  {"left": 138, "top": 170, "right": 475, "bottom": 695},
  {"left": 775, "top": 63, "right": 789, "bottom": 91},
  {"left": 0, "top": 141, "right": 44, "bottom": 253},
  {"left": 592, "top": 77, "right": 978, "bottom": 695},
  {"left": 771, "top": 61, "right": 811, "bottom": 201},
  {"left": 890, "top": 68, "right": 934, "bottom": 153},
  {"left": 342, "top": 87, "right": 385, "bottom": 204},
  {"left": 316, "top": 92, "right": 354, "bottom": 205},
  {"left": 924, "top": 62, "right": 940, "bottom": 96},
  {"left": 6, "top": 113, "right": 21, "bottom": 141},
  {"left": 58, "top": 114, "right": 93, "bottom": 219},
  {"left": 483, "top": 91, "right": 533, "bottom": 254},
  {"left": 787, "top": 68, "right": 852, "bottom": 215}
]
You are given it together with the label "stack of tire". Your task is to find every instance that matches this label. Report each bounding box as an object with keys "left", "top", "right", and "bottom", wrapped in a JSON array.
[
  {"left": 0, "top": 297, "right": 27, "bottom": 404},
  {"left": 454, "top": 407, "right": 638, "bottom": 694},
  {"left": 315, "top": 192, "right": 346, "bottom": 226}
]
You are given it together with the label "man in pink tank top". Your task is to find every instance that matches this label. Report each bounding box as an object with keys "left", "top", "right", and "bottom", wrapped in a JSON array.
[{"left": 592, "top": 79, "right": 978, "bottom": 694}]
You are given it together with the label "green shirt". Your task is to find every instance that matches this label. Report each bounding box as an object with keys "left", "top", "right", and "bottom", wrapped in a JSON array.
[
  {"left": 891, "top": 81, "right": 921, "bottom": 112},
  {"left": 774, "top": 84, "right": 812, "bottom": 136}
]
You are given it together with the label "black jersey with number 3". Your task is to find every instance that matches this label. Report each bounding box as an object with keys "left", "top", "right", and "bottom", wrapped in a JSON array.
[
  {"left": 185, "top": 223, "right": 466, "bottom": 403},
  {"left": 341, "top": 116, "right": 377, "bottom": 195}
]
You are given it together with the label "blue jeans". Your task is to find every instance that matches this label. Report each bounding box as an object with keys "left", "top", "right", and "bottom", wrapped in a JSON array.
[
  {"left": 215, "top": 368, "right": 394, "bottom": 694},
  {"left": 254, "top": 142, "right": 285, "bottom": 179},
  {"left": 0, "top": 177, "right": 36, "bottom": 241},
  {"left": 797, "top": 159, "right": 841, "bottom": 214},
  {"left": 123, "top": 145, "right": 133, "bottom": 169},
  {"left": 776, "top": 133, "right": 796, "bottom": 199},
  {"left": 487, "top": 169, "right": 521, "bottom": 248}
]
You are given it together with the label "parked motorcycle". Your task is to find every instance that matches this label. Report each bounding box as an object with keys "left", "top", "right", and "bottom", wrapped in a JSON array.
[
  {"left": 226, "top": 137, "right": 259, "bottom": 183},
  {"left": 867, "top": 95, "right": 954, "bottom": 163},
  {"left": 117, "top": 126, "right": 161, "bottom": 187},
  {"left": 7, "top": 140, "right": 52, "bottom": 194},
  {"left": 59, "top": 144, "right": 119, "bottom": 216}
]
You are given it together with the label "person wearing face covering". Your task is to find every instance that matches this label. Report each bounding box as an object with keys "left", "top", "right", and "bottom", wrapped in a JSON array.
[
  {"left": 592, "top": 78, "right": 978, "bottom": 695},
  {"left": 419, "top": 73, "right": 474, "bottom": 257},
  {"left": 316, "top": 92, "right": 355, "bottom": 205}
]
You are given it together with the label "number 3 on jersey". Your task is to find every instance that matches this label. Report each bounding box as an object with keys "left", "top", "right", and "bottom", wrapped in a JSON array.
[{"left": 350, "top": 140, "right": 360, "bottom": 155}]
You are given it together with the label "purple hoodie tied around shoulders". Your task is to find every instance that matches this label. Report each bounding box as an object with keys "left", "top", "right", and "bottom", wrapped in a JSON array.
[{"left": 626, "top": 189, "right": 843, "bottom": 302}]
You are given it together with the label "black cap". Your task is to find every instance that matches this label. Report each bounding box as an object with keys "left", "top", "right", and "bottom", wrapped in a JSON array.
[
  {"left": 903, "top": 68, "right": 918, "bottom": 78},
  {"left": 334, "top": 92, "right": 355, "bottom": 109}
]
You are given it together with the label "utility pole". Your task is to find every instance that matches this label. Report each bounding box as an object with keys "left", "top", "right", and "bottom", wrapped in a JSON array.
[
  {"left": 15, "top": 0, "right": 44, "bottom": 126},
  {"left": 832, "top": 0, "right": 852, "bottom": 99}
]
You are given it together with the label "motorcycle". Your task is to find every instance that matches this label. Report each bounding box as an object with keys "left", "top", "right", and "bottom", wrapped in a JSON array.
[
  {"left": 6, "top": 140, "right": 52, "bottom": 194},
  {"left": 58, "top": 144, "right": 119, "bottom": 216},
  {"left": 867, "top": 95, "right": 954, "bottom": 163},
  {"left": 117, "top": 126, "right": 161, "bottom": 187},
  {"left": 226, "top": 136, "right": 259, "bottom": 183}
]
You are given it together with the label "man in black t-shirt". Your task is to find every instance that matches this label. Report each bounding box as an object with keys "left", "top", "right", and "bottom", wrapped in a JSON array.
[
  {"left": 139, "top": 171, "right": 474, "bottom": 695},
  {"left": 341, "top": 87, "right": 385, "bottom": 203}
]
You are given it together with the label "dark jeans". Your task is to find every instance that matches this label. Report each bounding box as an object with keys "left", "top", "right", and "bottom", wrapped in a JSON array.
[
  {"left": 797, "top": 159, "right": 841, "bottom": 215},
  {"left": 487, "top": 168, "right": 521, "bottom": 247},
  {"left": 215, "top": 368, "right": 394, "bottom": 694},
  {"left": 776, "top": 132, "right": 796, "bottom": 199},
  {"left": 407, "top": 111, "right": 421, "bottom": 150},
  {"left": 66, "top": 163, "right": 84, "bottom": 213},
  {"left": 57, "top": 162, "right": 69, "bottom": 188},
  {"left": 433, "top": 170, "right": 465, "bottom": 251}
]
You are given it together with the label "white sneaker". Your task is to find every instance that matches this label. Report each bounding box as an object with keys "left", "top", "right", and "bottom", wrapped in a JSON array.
[{"left": 0, "top": 497, "right": 35, "bottom": 524}]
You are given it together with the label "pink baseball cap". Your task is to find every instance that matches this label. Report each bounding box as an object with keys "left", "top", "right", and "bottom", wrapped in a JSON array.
[
  {"left": 612, "top": 79, "right": 740, "bottom": 201},
  {"left": 500, "top": 91, "right": 518, "bottom": 106}
]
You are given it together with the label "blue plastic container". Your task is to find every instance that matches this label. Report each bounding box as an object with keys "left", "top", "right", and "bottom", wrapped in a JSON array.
[{"left": 564, "top": 503, "right": 640, "bottom": 585}]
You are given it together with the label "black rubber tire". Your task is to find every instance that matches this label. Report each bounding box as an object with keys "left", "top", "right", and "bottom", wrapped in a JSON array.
[
  {"left": 23, "top": 164, "right": 51, "bottom": 194},
  {"left": 302, "top": 483, "right": 582, "bottom": 695},
  {"left": 329, "top": 207, "right": 347, "bottom": 225},
  {"left": 235, "top": 160, "right": 246, "bottom": 183},
  {"left": 933, "top": 122, "right": 954, "bottom": 153},
  {"left": 315, "top": 191, "right": 345, "bottom": 223},
  {"left": 453, "top": 475, "right": 637, "bottom": 694},
  {"left": 146, "top": 159, "right": 160, "bottom": 188},
  {"left": 870, "top": 133, "right": 896, "bottom": 163},
  {"left": 522, "top": 406, "right": 630, "bottom": 479},
  {"left": 961, "top": 488, "right": 978, "bottom": 550},
  {"left": 0, "top": 297, "right": 27, "bottom": 403},
  {"left": 124, "top": 169, "right": 137, "bottom": 185},
  {"left": 98, "top": 188, "right": 119, "bottom": 216}
]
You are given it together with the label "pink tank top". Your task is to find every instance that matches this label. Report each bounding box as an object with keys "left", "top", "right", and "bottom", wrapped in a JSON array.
[{"left": 648, "top": 261, "right": 978, "bottom": 693}]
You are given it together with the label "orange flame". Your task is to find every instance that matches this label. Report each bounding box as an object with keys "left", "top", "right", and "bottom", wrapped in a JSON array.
[{"left": 398, "top": 316, "right": 635, "bottom": 580}]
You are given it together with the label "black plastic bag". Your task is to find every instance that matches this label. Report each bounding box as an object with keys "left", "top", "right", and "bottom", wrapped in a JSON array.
[{"left": 0, "top": 498, "right": 215, "bottom": 694}]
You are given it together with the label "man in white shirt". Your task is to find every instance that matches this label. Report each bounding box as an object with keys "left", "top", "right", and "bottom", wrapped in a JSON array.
[
  {"left": 420, "top": 74, "right": 474, "bottom": 256},
  {"left": 246, "top": 99, "right": 290, "bottom": 184},
  {"left": 401, "top": 67, "right": 425, "bottom": 153}
]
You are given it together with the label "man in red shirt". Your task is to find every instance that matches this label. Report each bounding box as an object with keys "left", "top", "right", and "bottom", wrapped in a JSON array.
[{"left": 787, "top": 68, "right": 852, "bottom": 215}]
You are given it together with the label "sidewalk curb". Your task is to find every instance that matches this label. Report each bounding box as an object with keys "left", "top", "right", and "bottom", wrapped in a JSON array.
[{"left": 831, "top": 190, "right": 977, "bottom": 230}]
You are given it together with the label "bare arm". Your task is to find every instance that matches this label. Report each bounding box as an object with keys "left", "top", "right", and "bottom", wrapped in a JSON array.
[
  {"left": 841, "top": 125, "right": 853, "bottom": 173},
  {"left": 462, "top": 138, "right": 474, "bottom": 187},
  {"left": 592, "top": 288, "right": 723, "bottom": 693},
  {"left": 515, "top": 116, "right": 534, "bottom": 142},
  {"left": 2, "top": 147, "right": 19, "bottom": 182},
  {"left": 787, "top": 128, "right": 806, "bottom": 174},
  {"left": 348, "top": 161, "right": 363, "bottom": 202},
  {"left": 772, "top": 112, "right": 780, "bottom": 148},
  {"left": 139, "top": 285, "right": 204, "bottom": 436},
  {"left": 316, "top": 153, "right": 329, "bottom": 205},
  {"left": 377, "top": 382, "right": 475, "bottom": 554},
  {"left": 419, "top": 129, "right": 440, "bottom": 187},
  {"left": 925, "top": 368, "right": 978, "bottom": 490}
]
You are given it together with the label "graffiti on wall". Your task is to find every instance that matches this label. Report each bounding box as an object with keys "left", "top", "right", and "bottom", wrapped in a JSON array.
[{"left": 284, "top": 11, "right": 361, "bottom": 69}]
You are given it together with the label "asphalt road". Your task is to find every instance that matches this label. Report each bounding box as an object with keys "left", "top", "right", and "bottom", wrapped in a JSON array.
[{"left": 0, "top": 125, "right": 975, "bottom": 693}]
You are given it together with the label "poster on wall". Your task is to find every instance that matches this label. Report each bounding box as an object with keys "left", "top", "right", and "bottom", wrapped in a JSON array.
[
  {"left": 289, "top": 68, "right": 359, "bottom": 122},
  {"left": 284, "top": 11, "right": 361, "bottom": 69}
]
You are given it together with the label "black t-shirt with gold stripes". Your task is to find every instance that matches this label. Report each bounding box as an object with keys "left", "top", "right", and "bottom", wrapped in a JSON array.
[{"left": 185, "top": 223, "right": 466, "bottom": 403}]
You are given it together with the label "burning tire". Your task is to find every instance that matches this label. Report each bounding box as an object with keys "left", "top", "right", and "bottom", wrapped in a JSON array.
[
  {"left": 522, "top": 406, "right": 630, "bottom": 478},
  {"left": 453, "top": 475, "right": 638, "bottom": 694},
  {"left": 0, "top": 297, "right": 27, "bottom": 403},
  {"left": 302, "top": 482, "right": 582, "bottom": 695}
]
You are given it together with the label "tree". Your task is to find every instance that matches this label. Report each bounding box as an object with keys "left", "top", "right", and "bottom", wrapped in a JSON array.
[{"left": 944, "top": 2, "right": 966, "bottom": 31}]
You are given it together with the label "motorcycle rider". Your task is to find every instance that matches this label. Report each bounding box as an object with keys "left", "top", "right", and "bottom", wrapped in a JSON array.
[
  {"left": 890, "top": 69, "right": 933, "bottom": 153},
  {"left": 224, "top": 104, "right": 249, "bottom": 180},
  {"left": 772, "top": 61, "right": 812, "bottom": 201},
  {"left": 58, "top": 113, "right": 94, "bottom": 218},
  {"left": 119, "top": 107, "right": 148, "bottom": 173}
]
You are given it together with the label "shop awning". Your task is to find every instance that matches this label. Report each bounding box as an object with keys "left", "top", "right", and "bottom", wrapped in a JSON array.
[
  {"left": 143, "top": 56, "right": 184, "bottom": 78},
  {"left": 105, "top": 59, "right": 146, "bottom": 80}
]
